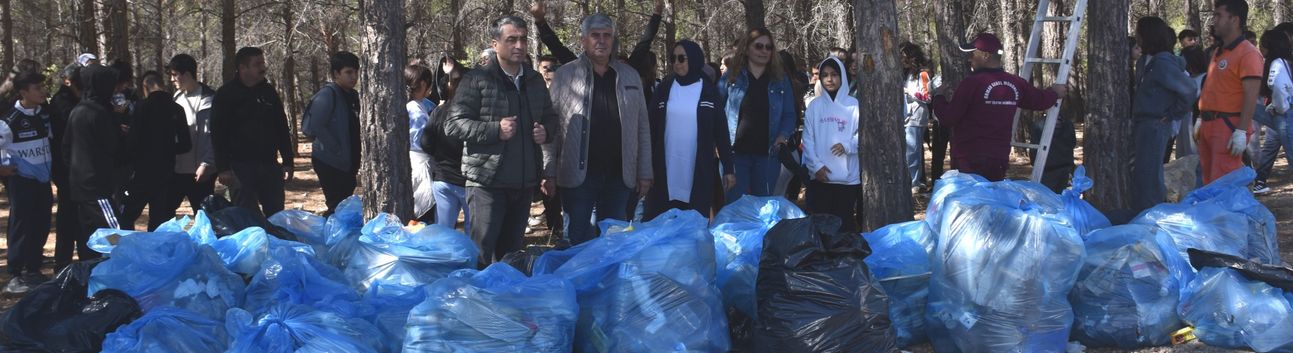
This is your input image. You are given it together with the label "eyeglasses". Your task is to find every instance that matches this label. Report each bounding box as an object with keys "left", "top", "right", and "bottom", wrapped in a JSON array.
[
  {"left": 753, "top": 42, "right": 774, "bottom": 52},
  {"left": 674, "top": 55, "right": 687, "bottom": 64}
]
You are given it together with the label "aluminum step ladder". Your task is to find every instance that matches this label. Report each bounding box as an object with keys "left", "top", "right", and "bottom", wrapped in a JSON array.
[{"left": 1010, "top": 0, "right": 1087, "bottom": 182}]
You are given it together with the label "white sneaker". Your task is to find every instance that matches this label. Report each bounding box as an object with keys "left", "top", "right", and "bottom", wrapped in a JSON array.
[{"left": 527, "top": 216, "right": 543, "bottom": 227}]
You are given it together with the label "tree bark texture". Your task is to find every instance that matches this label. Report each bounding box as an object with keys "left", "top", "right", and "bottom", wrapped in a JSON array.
[
  {"left": 77, "top": 0, "right": 97, "bottom": 55},
  {"left": 103, "top": 0, "right": 128, "bottom": 61},
  {"left": 221, "top": 0, "right": 236, "bottom": 84},
  {"left": 854, "top": 0, "right": 914, "bottom": 232},
  {"left": 1, "top": 0, "right": 13, "bottom": 72},
  {"left": 933, "top": 0, "right": 968, "bottom": 88},
  {"left": 359, "top": 0, "right": 413, "bottom": 220},
  {"left": 283, "top": 0, "right": 299, "bottom": 152},
  {"left": 744, "top": 0, "right": 765, "bottom": 29},
  {"left": 1083, "top": 0, "right": 1132, "bottom": 211},
  {"left": 1186, "top": 0, "right": 1202, "bottom": 31}
]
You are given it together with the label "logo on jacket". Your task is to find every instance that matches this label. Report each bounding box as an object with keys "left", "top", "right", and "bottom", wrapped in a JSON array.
[
  {"left": 983, "top": 81, "right": 1021, "bottom": 106},
  {"left": 1218, "top": 59, "right": 1229, "bottom": 70}
]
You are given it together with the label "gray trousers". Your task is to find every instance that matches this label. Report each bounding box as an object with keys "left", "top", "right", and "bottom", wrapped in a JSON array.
[{"left": 466, "top": 186, "right": 531, "bottom": 267}]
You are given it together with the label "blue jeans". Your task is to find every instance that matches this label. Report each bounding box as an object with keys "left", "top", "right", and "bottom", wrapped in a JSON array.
[
  {"left": 560, "top": 170, "right": 632, "bottom": 245},
  {"left": 727, "top": 153, "right": 780, "bottom": 204},
  {"left": 432, "top": 181, "right": 470, "bottom": 235},
  {"left": 905, "top": 126, "right": 926, "bottom": 188},
  {"left": 1256, "top": 110, "right": 1293, "bottom": 183},
  {"left": 1131, "top": 119, "right": 1171, "bottom": 214}
]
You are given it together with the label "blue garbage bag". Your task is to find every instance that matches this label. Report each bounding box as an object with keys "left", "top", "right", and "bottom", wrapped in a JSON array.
[
  {"left": 242, "top": 247, "right": 362, "bottom": 316},
  {"left": 1070, "top": 225, "right": 1190, "bottom": 348},
  {"left": 269, "top": 209, "right": 328, "bottom": 253},
  {"left": 925, "top": 180, "right": 1086, "bottom": 353},
  {"left": 862, "top": 220, "right": 936, "bottom": 348},
  {"left": 534, "top": 209, "right": 730, "bottom": 353},
  {"left": 1179, "top": 267, "right": 1293, "bottom": 352},
  {"left": 363, "top": 282, "right": 425, "bottom": 353},
  {"left": 89, "top": 212, "right": 220, "bottom": 254},
  {"left": 88, "top": 232, "right": 245, "bottom": 320},
  {"left": 926, "top": 171, "right": 989, "bottom": 231},
  {"left": 101, "top": 306, "right": 228, "bottom": 353},
  {"left": 709, "top": 195, "right": 805, "bottom": 319},
  {"left": 343, "top": 214, "right": 478, "bottom": 292},
  {"left": 1062, "top": 166, "right": 1111, "bottom": 238},
  {"left": 324, "top": 196, "right": 370, "bottom": 269},
  {"left": 1132, "top": 167, "right": 1280, "bottom": 268},
  {"left": 211, "top": 226, "right": 315, "bottom": 276},
  {"left": 225, "top": 304, "right": 385, "bottom": 353},
  {"left": 403, "top": 263, "right": 577, "bottom": 352}
]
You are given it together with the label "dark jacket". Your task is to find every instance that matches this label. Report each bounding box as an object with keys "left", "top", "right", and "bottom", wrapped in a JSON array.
[
  {"left": 644, "top": 74, "right": 734, "bottom": 219},
  {"left": 210, "top": 79, "right": 294, "bottom": 172},
  {"left": 931, "top": 67, "right": 1059, "bottom": 161},
  {"left": 422, "top": 99, "right": 467, "bottom": 186},
  {"left": 64, "top": 64, "right": 120, "bottom": 202},
  {"left": 445, "top": 57, "right": 557, "bottom": 188},
  {"left": 48, "top": 85, "right": 78, "bottom": 187},
  {"left": 125, "top": 92, "right": 192, "bottom": 177},
  {"left": 303, "top": 83, "right": 359, "bottom": 172}
]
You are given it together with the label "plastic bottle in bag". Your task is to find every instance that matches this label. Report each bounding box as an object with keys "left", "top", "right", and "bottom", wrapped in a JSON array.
[
  {"left": 1070, "top": 225, "right": 1190, "bottom": 348},
  {"left": 862, "top": 220, "right": 936, "bottom": 348},
  {"left": 403, "top": 263, "right": 576, "bottom": 352}
]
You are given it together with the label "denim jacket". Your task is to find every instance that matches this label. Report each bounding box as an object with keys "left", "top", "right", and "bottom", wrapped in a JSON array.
[
  {"left": 718, "top": 69, "right": 797, "bottom": 150},
  {"left": 1133, "top": 52, "right": 1198, "bottom": 121}
]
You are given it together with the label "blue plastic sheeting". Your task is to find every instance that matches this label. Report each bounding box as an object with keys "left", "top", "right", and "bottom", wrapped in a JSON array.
[
  {"left": 925, "top": 180, "right": 1086, "bottom": 353},
  {"left": 100, "top": 306, "right": 229, "bottom": 353},
  {"left": 210, "top": 226, "right": 316, "bottom": 276},
  {"left": 324, "top": 196, "right": 372, "bottom": 269},
  {"left": 1070, "top": 225, "right": 1190, "bottom": 348},
  {"left": 268, "top": 209, "right": 329, "bottom": 254},
  {"left": 242, "top": 247, "right": 362, "bottom": 316},
  {"left": 925, "top": 171, "right": 988, "bottom": 232},
  {"left": 402, "top": 264, "right": 577, "bottom": 352},
  {"left": 709, "top": 195, "right": 805, "bottom": 318},
  {"left": 1062, "top": 166, "right": 1112, "bottom": 238},
  {"left": 862, "top": 220, "right": 936, "bottom": 348},
  {"left": 88, "top": 232, "right": 246, "bottom": 320},
  {"left": 343, "top": 214, "right": 478, "bottom": 292},
  {"left": 225, "top": 304, "right": 386, "bottom": 353},
  {"left": 88, "top": 212, "right": 216, "bottom": 254},
  {"left": 363, "top": 282, "right": 426, "bottom": 353},
  {"left": 1179, "top": 267, "right": 1293, "bottom": 352},
  {"left": 533, "top": 209, "right": 730, "bottom": 353},
  {"left": 1132, "top": 167, "right": 1280, "bottom": 268}
]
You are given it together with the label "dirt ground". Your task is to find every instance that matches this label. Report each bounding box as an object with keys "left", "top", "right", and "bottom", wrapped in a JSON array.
[{"left": 0, "top": 125, "right": 1289, "bottom": 352}]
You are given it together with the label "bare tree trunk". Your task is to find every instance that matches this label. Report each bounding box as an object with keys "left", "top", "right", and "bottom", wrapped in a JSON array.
[
  {"left": 359, "top": 0, "right": 413, "bottom": 219},
  {"left": 449, "top": 0, "right": 462, "bottom": 59},
  {"left": 103, "top": 0, "right": 129, "bottom": 61},
  {"left": 933, "top": 0, "right": 968, "bottom": 96},
  {"left": 77, "top": 0, "right": 97, "bottom": 55},
  {"left": 1186, "top": 0, "right": 1201, "bottom": 31},
  {"left": 1, "top": 0, "right": 12, "bottom": 72},
  {"left": 283, "top": 0, "right": 299, "bottom": 149},
  {"left": 854, "top": 0, "right": 914, "bottom": 231},
  {"left": 1277, "top": 0, "right": 1287, "bottom": 24},
  {"left": 744, "top": 0, "right": 765, "bottom": 29},
  {"left": 1084, "top": 0, "right": 1133, "bottom": 211},
  {"left": 154, "top": 0, "right": 164, "bottom": 72},
  {"left": 221, "top": 0, "right": 236, "bottom": 84}
]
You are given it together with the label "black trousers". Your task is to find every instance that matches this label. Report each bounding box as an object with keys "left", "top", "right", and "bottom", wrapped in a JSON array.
[
  {"left": 313, "top": 157, "right": 356, "bottom": 216},
  {"left": 54, "top": 183, "right": 85, "bottom": 270},
  {"left": 929, "top": 120, "right": 952, "bottom": 182},
  {"left": 5, "top": 176, "right": 52, "bottom": 276},
  {"left": 119, "top": 172, "right": 174, "bottom": 231},
  {"left": 467, "top": 186, "right": 531, "bottom": 267},
  {"left": 543, "top": 188, "right": 563, "bottom": 234},
  {"left": 73, "top": 198, "right": 115, "bottom": 263},
  {"left": 808, "top": 180, "right": 859, "bottom": 233},
  {"left": 231, "top": 161, "right": 286, "bottom": 218},
  {"left": 168, "top": 172, "right": 216, "bottom": 215}
]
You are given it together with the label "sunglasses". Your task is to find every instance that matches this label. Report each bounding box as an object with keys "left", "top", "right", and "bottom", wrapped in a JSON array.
[
  {"left": 674, "top": 55, "right": 687, "bottom": 64},
  {"left": 753, "top": 42, "right": 774, "bottom": 51}
]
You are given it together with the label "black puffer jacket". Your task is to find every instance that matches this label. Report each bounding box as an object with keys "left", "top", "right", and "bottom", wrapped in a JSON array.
[
  {"left": 445, "top": 57, "right": 557, "bottom": 188},
  {"left": 64, "top": 65, "right": 120, "bottom": 202}
]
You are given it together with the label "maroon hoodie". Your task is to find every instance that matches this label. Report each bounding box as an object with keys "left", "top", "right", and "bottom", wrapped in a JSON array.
[{"left": 931, "top": 67, "right": 1059, "bottom": 162}]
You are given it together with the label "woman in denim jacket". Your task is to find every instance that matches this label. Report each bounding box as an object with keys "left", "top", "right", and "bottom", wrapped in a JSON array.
[{"left": 718, "top": 27, "right": 798, "bottom": 204}]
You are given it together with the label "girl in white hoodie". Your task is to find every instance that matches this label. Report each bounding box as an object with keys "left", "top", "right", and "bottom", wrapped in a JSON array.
[{"left": 802, "top": 56, "right": 860, "bottom": 231}]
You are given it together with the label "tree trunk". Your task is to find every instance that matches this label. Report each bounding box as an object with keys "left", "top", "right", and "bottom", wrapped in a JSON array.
[
  {"left": 154, "top": 0, "right": 164, "bottom": 72},
  {"left": 449, "top": 0, "right": 462, "bottom": 58},
  {"left": 359, "top": 0, "right": 413, "bottom": 219},
  {"left": 1, "top": 0, "right": 13, "bottom": 72},
  {"left": 1276, "top": 0, "right": 1287, "bottom": 25},
  {"left": 283, "top": 0, "right": 299, "bottom": 151},
  {"left": 78, "top": 0, "right": 97, "bottom": 54},
  {"left": 103, "top": 0, "right": 129, "bottom": 61},
  {"left": 933, "top": 0, "right": 968, "bottom": 99},
  {"left": 854, "top": 0, "right": 914, "bottom": 231},
  {"left": 221, "top": 0, "right": 236, "bottom": 84},
  {"left": 1186, "top": 0, "right": 1201, "bottom": 31},
  {"left": 1083, "top": 0, "right": 1132, "bottom": 211},
  {"left": 744, "top": 0, "right": 765, "bottom": 29}
]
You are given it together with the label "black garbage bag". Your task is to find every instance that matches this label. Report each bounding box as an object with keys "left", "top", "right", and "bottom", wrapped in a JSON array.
[
  {"left": 1187, "top": 248, "right": 1293, "bottom": 291},
  {"left": 0, "top": 259, "right": 142, "bottom": 353},
  {"left": 754, "top": 214, "right": 898, "bottom": 353},
  {"left": 500, "top": 245, "right": 556, "bottom": 276},
  {"left": 201, "top": 195, "right": 297, "bottom": 241}
]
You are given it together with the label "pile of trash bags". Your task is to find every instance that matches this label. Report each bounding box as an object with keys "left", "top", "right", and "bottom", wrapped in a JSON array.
[
  {"left": 1132, "top": 167, "right": 1280, "bottom": 268},
  {"left": 1178, "top": 249, "right": 1293, "bottom": 352},
  {"left": 403, "top": 263, "right": 576, "bottom": 352},
  {"left": 0, "top": 259, "right": 140, "bottom": 352},
  {"left": 533, "top": 209, "right": 730, "bottom": 353},
  {"left": 1069, "top": 225, "right": 1191, "bottom": 348},
  {"left": 862, "top": 220, "right": 935, "bottom": 347},
  {"left": 708, "top": 196, "right": 806, "bottom": 349}
]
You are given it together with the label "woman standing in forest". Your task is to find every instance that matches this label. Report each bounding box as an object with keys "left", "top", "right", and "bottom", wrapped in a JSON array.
[
  {"left": 1129, "top": 17, "right": 1198, "bottom": 214},
  {"left": 719, "top": 27, "right": 797, "bottom": 204}
]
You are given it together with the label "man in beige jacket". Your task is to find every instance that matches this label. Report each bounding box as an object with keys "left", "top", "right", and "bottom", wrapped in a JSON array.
[{"left": 543, "top": 13, "right": 652, "bottom": 245}]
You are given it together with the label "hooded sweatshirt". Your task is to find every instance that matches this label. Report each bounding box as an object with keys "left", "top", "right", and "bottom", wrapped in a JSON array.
[
  {"left": 802, "top": 57, "right": 860, "bottom": 185},
  {"left": 64, "top": 64, "right": 121, "bottom": 202}
]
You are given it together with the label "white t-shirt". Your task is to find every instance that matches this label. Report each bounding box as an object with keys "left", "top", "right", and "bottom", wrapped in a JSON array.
[{"left": 665, "top": 80, "right": 702, "bottom": 203}]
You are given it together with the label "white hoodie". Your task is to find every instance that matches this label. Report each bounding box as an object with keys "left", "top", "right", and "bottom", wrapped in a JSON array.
[
  {"left": 803, "top": 56, "right": 860, "bottom": 185},
  {"left": 1267, "top": 58, "right": 1293, "bottom": 114}
]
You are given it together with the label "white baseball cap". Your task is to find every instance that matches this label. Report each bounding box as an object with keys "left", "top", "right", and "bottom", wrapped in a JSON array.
[{"left": 77, "top": 53, "right": 98, "bottom": 67}]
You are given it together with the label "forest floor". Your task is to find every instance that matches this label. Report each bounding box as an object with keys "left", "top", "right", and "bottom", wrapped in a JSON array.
[{"left": 0, "top": 123, "right": 1288, "bottom": 352}]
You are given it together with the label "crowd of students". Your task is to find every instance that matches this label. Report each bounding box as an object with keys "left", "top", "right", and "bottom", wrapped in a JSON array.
[{"left": 0, "top": 0, "right": 1284, "bottom": 291}]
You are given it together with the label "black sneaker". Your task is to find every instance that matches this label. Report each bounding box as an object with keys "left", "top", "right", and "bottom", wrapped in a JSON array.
[
  {"left": 1253, "top": 181, "right": 1272, "bottom": 195},
  {"left": 3, "top": 276, "right": 33, "bottom": 295}
]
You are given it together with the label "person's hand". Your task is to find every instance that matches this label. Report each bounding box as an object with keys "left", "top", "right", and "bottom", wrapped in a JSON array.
[
  {"left": 0, "top": 165, "right": 15, "bottom": 177},
  {"left": 217, "top": 170, "right": 237, "bottom": 186},
  {"left": 195, "top": 164, "right": 211, "bottom": 182},
  {"left": 636, "top": 179, "right": 652, "bottom": 195},
  {"left": 815, "top": 166, "right": 831, "bottom": 181},
  {"left": 532, "top": 122, "right": 547, "bottom": 144},
  {"left": 654, "top": 0, "right": 664, "bottom": 15},
  {"left": 723, "top": 174, "right": 736, "bottom": 191},
  {"left": 499, "top": 117, "right": 517, "bottom": 141},
  {"left": 529, "top": 0, "right": 546, "bottom": 21},
  {"left": 541, "top": 178, "right": 556, "bottom": 196},
  {"left": 119, "top": 124, "right": 130, "bottom": 135},
  {"left": 283, "top": 163, "right": 294, "bottom": 182},
  {"left": 1228, "top": 129, "right": 1247, "bottom": 156},
  {"left": 113, "top": 105, "right": 127, "bottom": 114},
  {"left": 774, "top": 136, "right": 788, "bottom": 147},
  {"left": 1050, "top": 84, "right": 1068, "bottom": 96},
  {"left": 1267, "top": 103, "right": 1279, "bottom": 114},
  {"left": 831, "top": 143, "right": 846, "bottom": 156}
]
